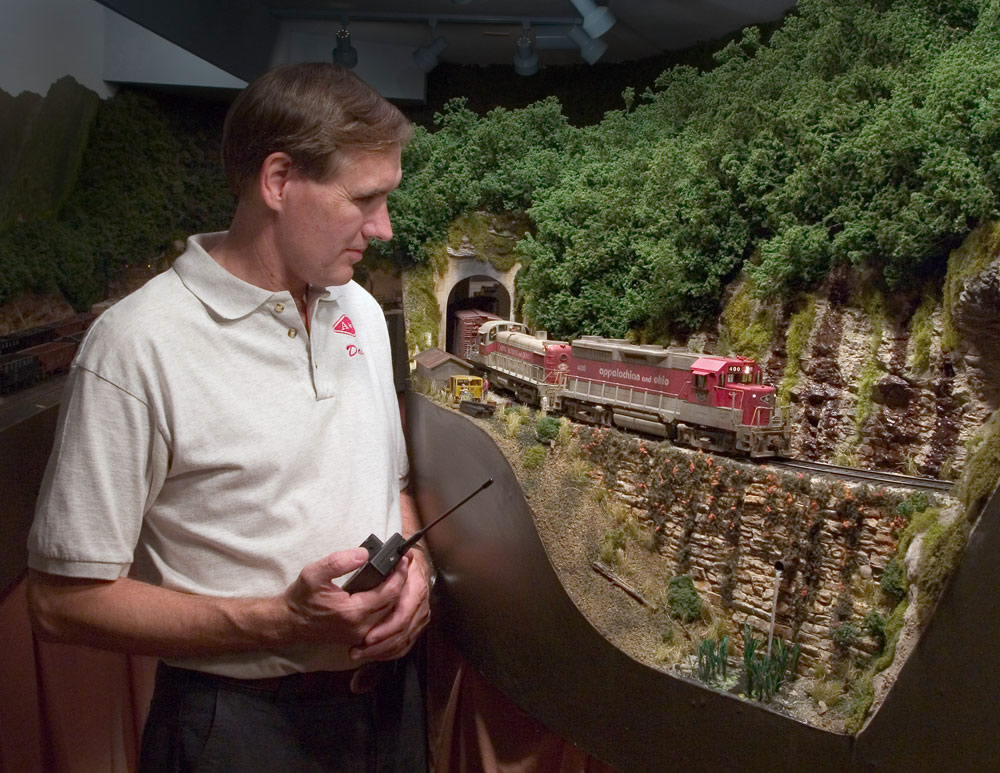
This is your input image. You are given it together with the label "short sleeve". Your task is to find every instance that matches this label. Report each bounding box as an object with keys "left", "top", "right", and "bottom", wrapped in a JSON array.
[{"left": 27, "top": 366, "right": 169, "bottom": 580}]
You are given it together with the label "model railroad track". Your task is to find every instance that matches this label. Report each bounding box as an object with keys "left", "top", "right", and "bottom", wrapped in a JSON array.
[{"left": 769, "top": 458, "right": 953, "bottom": 492}]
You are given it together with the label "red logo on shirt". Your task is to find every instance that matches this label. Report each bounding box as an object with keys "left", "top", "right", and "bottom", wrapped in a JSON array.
[
  {"left": 333, "top": 315, "right": 356, "bottom": 336},
  {"left": 347, "top": 344, "right": 365, "bottom": 357}
]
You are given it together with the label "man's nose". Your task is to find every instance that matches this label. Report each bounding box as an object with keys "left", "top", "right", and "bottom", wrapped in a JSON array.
[{"left": 363, "top": 202, "right": 392, "bottom": 242}]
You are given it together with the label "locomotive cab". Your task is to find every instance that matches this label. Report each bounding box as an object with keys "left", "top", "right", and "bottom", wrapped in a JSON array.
[{"left": 478, "top": 320, "right": 528, "bottom": 351}]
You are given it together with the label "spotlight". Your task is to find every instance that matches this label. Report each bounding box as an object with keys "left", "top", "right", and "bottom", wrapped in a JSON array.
[
  {"left": 333, "top": 26, "right": 358, "bottom": 69},
  {"left": 568, "top": 25, "right": 607, "bottom": 65},
  {"left": 569, "top": 0, "right": 616, "bottom": 38},
  {"left": 513, "top": 36, "right": 538, "bottom": 76},
  {"left": 413, "top": 22, "right": 448, "bottom": 72}
]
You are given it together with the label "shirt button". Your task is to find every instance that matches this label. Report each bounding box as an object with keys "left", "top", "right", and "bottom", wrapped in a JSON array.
[
  {"left": 275, "top": 302, "right": 284, "bottom": 313},
  {"left": 287, "top": 328, "right": 297, "bottom": 338}
]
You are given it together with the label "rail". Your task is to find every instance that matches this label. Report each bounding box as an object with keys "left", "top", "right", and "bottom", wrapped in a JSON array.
[{"left": 770, "top": 459, "right": 953, "bottom": 492}]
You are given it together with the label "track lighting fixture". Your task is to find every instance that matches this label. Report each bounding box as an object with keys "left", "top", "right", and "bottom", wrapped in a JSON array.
[
  {"left": 413, "top": 21, "right": 448, "bottom": 73},
  {"left": 333, "top": 25, "right": 358, "bottom": 69},
  {"left": 568, "top": 24, "right": 607, "bottom": 65},
  {"left": 513, "top": 36, "right": 539, "bottom": 76},
  {"left": 569, "top": 0, "right": 616, "bottom": 38}
]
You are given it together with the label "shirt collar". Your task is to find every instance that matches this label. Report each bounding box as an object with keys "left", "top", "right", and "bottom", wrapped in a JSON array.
[{"left": 173, "top": 232, "right": 342, "bottom": 319}]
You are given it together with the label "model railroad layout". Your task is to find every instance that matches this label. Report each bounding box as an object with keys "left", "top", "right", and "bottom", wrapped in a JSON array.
[{"left": 0, "top": 313, "right": 96, "bottom": 395}]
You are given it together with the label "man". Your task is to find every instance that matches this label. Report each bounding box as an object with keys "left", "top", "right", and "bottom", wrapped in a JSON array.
[{"left": 26, "top": 63, "right": 431, "bottom": 771}]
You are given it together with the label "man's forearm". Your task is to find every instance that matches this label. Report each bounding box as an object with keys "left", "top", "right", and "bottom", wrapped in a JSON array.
[
  {"left": 399, "top": 489, "right": 434, "bottom": 581},
  {"left": 27, "top": 570, "right": 293, "bottom": 658},
  {"left": 28, "top": 545, "right": 403, "bottom": 659},
  {"left": 400, "top": 489, "right": 421, "bottom": 541}
]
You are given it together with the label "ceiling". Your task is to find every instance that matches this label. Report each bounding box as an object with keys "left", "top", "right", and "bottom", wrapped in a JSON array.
[
  {"left": 265, "top": 0, "right": 799, "bottom": 66},
  {"left": 96, "top": 0, "right": 799, "bottom": 85}
]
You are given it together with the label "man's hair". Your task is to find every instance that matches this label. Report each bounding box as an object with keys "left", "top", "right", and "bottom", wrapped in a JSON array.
[{"left": 221, "top": 62, "right": 412, "bottom": 196}]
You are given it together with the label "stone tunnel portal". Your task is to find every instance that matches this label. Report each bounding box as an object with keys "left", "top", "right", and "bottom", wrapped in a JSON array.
[{"left": 445, "top": 275, "right": 511, "bottom": 355}]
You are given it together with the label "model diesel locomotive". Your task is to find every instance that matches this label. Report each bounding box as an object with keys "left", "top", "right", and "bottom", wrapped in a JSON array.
[{"left": 470, "top": 319, "right": 790, "bottom": 457}]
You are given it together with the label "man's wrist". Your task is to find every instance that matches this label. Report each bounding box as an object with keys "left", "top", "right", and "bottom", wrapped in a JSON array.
[{"left": 409, "top": 542, "right": 437, "bottom": 588}]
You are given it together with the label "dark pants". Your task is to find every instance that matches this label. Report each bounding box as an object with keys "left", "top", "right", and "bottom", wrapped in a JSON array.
[{"left": 138, "top": 654, "right": 427, "bottom": 773}]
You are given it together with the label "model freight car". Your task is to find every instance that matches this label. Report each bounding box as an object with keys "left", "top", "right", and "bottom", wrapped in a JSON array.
[
  {"left": 451, "top": 309, "right": 501, "bottom": 361},
  {"left": 0, "top": 312, "right": 97, "bottom": 394}
]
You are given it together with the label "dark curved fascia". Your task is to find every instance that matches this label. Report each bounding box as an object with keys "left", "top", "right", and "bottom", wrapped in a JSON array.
[
  {"left": 406, "top": 393, "right": 1000, "bottom": 771},
  {"left": 406, "top": 393, "right": 853, "bottom": 771}
]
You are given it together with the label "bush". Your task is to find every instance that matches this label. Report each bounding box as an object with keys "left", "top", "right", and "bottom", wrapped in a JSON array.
[
  {"left": 599, "top": 527, "right": 627, "bottom": 566},
  {"left": 666, "top": 575, "right": 703, "bottom": 623},
  {"left": 880, "top": 558, "right": 908, "bottom": 602},
  {"left": 522, "top": 444, "right": 547, "bottom": 469},
  {"left": 535, "top": 415, "right": 562, "bottom": 444},
  {"left": 863, "top": 610, "right": 887, "bottom": 652},
  {"left": 832, "top": 621, "right": 859, "bottom": 650},
  {"left": 896, "top": 491, "right": 930, "bottom": 518}
]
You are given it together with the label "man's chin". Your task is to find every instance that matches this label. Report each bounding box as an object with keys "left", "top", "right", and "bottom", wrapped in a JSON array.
[{"left": 322, "top": 267, "right": 354, "bottom": 288}]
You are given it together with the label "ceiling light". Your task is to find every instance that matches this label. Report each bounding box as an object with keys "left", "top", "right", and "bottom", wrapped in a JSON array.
[
  {"left": 568, "top": 25, "right": 607, "bottom": 64},
  {"left": 333, "top": 26, "right": 358, "bottom": 69},
  {"left": 569, "top": 0, "right": 616, "bottom": 38},
  {"left": 513, "top": 36, "right": 538, "bottom": 76},
  {"left": 413, "top": 22, "right": 448, "bottom": 72}
]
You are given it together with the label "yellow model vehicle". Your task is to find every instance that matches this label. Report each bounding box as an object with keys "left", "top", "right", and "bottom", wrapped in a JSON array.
[{"left": 449, "top": 374, "right": 484, "bottom": 402}]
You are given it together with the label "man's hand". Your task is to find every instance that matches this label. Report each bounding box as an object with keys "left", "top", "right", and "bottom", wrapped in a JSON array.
[
  {"left": 281, "top": 547, "right": 411, "bottom": 647},
  {"left": 348, "top": 547, "right": 432, "bottom": 662}
]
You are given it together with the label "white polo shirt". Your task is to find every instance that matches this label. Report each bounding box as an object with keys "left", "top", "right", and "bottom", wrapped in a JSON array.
[{"left": 28, "top": 232, "right": 408, "bottom": 677}]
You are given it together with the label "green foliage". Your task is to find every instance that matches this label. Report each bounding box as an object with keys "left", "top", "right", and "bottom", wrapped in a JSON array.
[
  {"left": 844, "top": 676, "right": 876, "bottom": 734},
  {"left": 535, "top": 415, "right": 562, "bottom": 444},
  {"left": 666, "top": 574, "right": 703, "bottom": 623},
  {"left": 446, "top": 211, "right": 529, "bottom": 273},
  {"left": 907, "top": 286, "right": 939, "bottom": 373},
  {"left": 742, "top": 625, "right": 800, "bottom": 702},
  {"left": 955, "top": 407, "right": 1000, "bottom": 516},
  {"left": 385, "top": 0, "right": 1000, "bottom": 339},
  {"left": 379, "top": 97, "right": 572, "bottom": 265},
  {"left": 0, "top": 87, "right": 233, "bottom": 310},
  {"left": 917, "top": 515, "right": 969, "bottom": 614},
  {"left": 778, "top": 297, "right": 816, "bottom": 405},
  {"left": 522, "top": 444, "right": 547, "bottom": 469},
  {"left": 873, "top": 598, "right": 908, "bottom": 673},
  {"left": 697, "top": 635, "right": 730, "bottom": 684},
  {"left": 942, "top": 222, "right": 1000, "bottom": 351},
  {"left": 402, "top": 261, "right": 441, "bottom": 355},
  {"left": 599, "top": 526, "right": 628, "bottom": 566},
  {"left": 0, "top": 77, "right": 100, "bottom": 228},
  {"left": 862, "top": 610, "right": 887, "bottom": 652},
  {"left": 833, "top": 621, "right": 860, "bottom": 650},
  {"left": 879, "top": 557, "right": 908, "bottom": 602},
  {"left": 896, "top": 491, "right": 930, "bottom": 518},
  {"left": 719, "top": 277, "right": 776, "bottom": 360}
]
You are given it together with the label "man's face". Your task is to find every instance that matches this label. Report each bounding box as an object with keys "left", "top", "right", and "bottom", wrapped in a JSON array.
[{"left": 277, "top": 145, "right": 402, "bottom": 288}]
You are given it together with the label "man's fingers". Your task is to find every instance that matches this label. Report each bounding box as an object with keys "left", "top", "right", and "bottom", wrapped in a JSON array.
[{"left": 305, "top": 547, "right": 370, "bottom": 587}]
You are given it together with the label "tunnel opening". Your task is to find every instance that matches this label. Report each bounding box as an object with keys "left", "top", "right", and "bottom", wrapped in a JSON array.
[{"left": 445, "top": 276, "right": 510, "bottom": 358}]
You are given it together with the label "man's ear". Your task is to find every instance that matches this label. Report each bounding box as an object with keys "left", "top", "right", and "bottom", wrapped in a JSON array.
[{"left": 259, "top": 152, "right": 294, "bottom": 211}]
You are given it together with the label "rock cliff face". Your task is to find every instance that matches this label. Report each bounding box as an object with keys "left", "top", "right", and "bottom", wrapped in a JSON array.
[
  {"left": 756, "top": 252, "right": 999, "bottom": 480},
  {"left": 576, "top": 427, "right": 919, "bottom": 668},
  {"left": 952, "top": 256, "right": 1000, "bottom": 410}
]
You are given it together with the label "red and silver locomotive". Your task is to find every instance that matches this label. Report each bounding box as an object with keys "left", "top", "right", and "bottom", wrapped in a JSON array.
[{"left": 472, "top": 320, "right": 789, "bottom": 457}]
